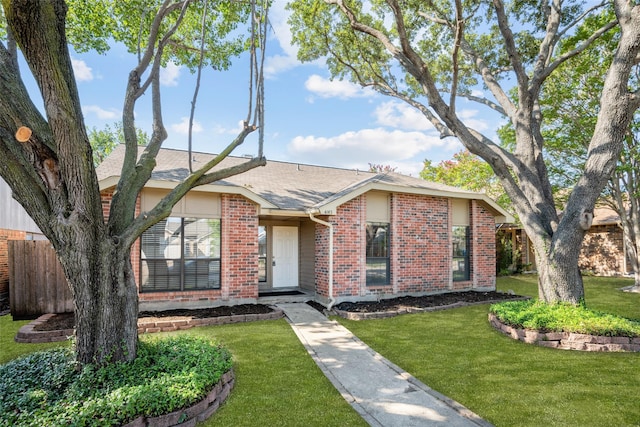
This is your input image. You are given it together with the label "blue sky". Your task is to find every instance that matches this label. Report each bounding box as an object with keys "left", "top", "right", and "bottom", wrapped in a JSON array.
[{"left": 41, "top": 1, "right": 503, "bottom": 176}]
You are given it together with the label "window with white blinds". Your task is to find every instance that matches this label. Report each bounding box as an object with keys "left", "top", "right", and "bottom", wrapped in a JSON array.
[{"left": 140, "top": 217, "right": 221, "bottom": 292}]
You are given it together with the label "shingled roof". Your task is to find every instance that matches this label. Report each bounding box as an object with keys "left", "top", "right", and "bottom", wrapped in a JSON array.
[{"left": 97, "top": 145, "right": 512, "bottom": 222}]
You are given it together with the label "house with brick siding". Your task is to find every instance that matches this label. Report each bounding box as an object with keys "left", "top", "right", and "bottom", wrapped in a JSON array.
[
  {"left": 501, "top": 207, "right": 633, "bottom": 277},
  {"left": 0, "top": 177, "right": 46, "bottom": 303},
  {"left": 97, "top": 146, "right": 513, "bottom": 311}
]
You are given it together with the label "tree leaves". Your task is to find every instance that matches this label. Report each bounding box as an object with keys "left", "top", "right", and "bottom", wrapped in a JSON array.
[{"left": 65, "top": 0, "right": 251, "bottom": 71}]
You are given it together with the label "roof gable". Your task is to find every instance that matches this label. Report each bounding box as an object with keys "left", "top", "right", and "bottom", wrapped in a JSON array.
[{"left": 97, "top": 145, "right": 514, "bottom": 222}]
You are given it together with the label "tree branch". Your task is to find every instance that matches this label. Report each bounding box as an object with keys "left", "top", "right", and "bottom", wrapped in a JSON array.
[
  {"left": 188, "top": 0, "right": 209, "bottom": 173},
  {"left": 535, "top": 19, "right": 618, "bottom": 88},
  {"left": 459, "top": 38, "right": 516, "bottom": 119},
  {"left": 449, "top": 0, "right": 464, "bottom": 115},
  {"left": 492, "top": 0, "right": 529, "bottom": 98}
]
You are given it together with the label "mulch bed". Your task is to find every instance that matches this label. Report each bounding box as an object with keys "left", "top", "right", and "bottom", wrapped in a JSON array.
[
  {"left": 30, "top": 291, "right": 523, "bottom": 331},
  {"left": 332, "top": 291, "right": 522, "bottom": 313}
]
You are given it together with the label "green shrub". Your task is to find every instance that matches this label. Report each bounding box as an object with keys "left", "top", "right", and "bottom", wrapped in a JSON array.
[
  {"left": 0, "top": 335, "right": 232, "bottom": 426},
  {"left": 490, "top": 300, "right": 640, "bottom": 337}
]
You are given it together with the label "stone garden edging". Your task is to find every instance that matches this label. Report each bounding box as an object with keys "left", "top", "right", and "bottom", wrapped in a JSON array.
[
  {"left": 488, "top": 313, "right": 640, "bottom": 352},
  {"left": 15, "top": 307, "right": 284, "bottom": 343},
  {"left": 121, "top": 369, "right": 235, "bottom": 427}
]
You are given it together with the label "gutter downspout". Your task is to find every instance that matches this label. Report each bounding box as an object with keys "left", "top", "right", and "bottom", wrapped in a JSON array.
[{"left": 307, "top": 209, "right": 335, "bottom": 310}]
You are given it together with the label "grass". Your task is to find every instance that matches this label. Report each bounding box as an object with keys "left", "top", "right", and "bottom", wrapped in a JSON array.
[
  {"left": 2, "top": 275, "right": 638, "bottom": 426},
  {"left": 497, "top": 274, "right": 640, "bottom": 320},
  {"left": 336, "top": 275, "right": 640, "bottom": 427},
  {"left": 0, "top": 317, "right": 69, "bottom": 364},
  {"left": 168, "top": 320, "right": 366, "bottom": 427},
  {"left": 490, "top": 299, "right": 640, "bottom": 336},
  {"left": 0, "top": 317, "right": 365, "bottom": 427}
]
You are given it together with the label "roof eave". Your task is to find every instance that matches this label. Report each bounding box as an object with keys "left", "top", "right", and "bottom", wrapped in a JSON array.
[
  {"left": 315, "top": 181, "right": 514, "bottom": 223},
  {"left": 98, "top": 177, "right": 278, "bottom": 209}
]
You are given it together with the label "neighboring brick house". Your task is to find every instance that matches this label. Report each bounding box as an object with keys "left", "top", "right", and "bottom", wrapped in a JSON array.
[
  {"left": 500, "top": 207, "right": 632, "bottom": 277},
  {"left": 97, "top": 146, "right": 513, "bottom": 310},
  {"left": 0, "top": 177, "right": 45, "bottom": 302},
  {"left": 579, "top": 208, "right": 631, "bottom": 276}
]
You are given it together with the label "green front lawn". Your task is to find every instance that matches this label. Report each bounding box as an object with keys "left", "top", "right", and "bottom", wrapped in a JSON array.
[
  {"left": 172, "top": 320, "right": 366, "bottom": 427},
  {"left": 0, "top": 316, "right": 365, "bottom": 427},
  {"left": 1, "top": 275, "right": 638, "bottom": 426},
  {"left": 336, "top": 275, "right": 640, "bottom": 427}
]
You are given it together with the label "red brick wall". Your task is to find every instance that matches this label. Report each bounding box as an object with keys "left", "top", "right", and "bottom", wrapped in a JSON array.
[
  {"left": 334, "top": 197, "right": 366, "bottom": 297},
  {"left": 392, "top": 194, "right": 450, "bottom": 293},
  {"left": 314, "top": 197, "right": 365, "bottom": 299},
  {"left": 221, "top": 194, "right": 259, "bottom": 300},
  {"left": 0, "top": 229, "right": 27, "bottom": 296},
  {"left": 470, "top": 200, "right": 497, "bottom": 289},
  {"left": 579, "top": 224, "right": 628, "bottom": 275},
  {"left": 315, "top": 193, "right": 498, "bottom": 302},
  {"left": 314, "top": 221, "right": 330, "bottom": 298}
]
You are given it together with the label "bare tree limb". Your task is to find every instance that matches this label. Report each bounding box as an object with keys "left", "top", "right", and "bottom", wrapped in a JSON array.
[
  {"left": 188, "top": 0, "right": 209, "bottom": 173},
  {"left": 449, "top": 0, "right": 463, "bottom": 115},
  {"left": 459, "top": 38, "right": 516, "bottom": 119},
  {"left": 492, "top": 0, "right": 529, "bottom": 100}
]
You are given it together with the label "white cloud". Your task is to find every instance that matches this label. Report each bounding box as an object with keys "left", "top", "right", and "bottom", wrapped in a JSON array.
[
  {"left": 170, "top": 117, "right": 203, "bottom": 135},
  {"left": 457, "top": 109, "right": 490, "bottom": 132},
  {"left": 263, "top": 1, "right": 302, "bottom": 77},
  {"left": 288, "top": 128, "right": 453, "bottom": 175},
  {"left": 304, "top": 74, "right": 374, "bottom": 100},
  {"left": 160, "top": 62, "right": 181, "bottom": 86},
  {"left": 374, "top": 101, "right": 433, "bottom": 131},
  {"left": 374, "top": 100, "right": 493, "bottom": 135},
  {"left": 72, "top": 58, "right": 93, "bottom": 82},
  {"left": 264, "top": 54, "right": 301, "bottom": 78},
  {"left": 82, "top": 105, "right": 119, "bottom": 120},
  {"left": 214, "top": 120, "right": 245, "bottom": 135}
]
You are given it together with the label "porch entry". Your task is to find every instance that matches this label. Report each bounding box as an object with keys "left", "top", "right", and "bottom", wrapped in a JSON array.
[{"left": 272, "top": 226, "right": 299, "bottom": 288}]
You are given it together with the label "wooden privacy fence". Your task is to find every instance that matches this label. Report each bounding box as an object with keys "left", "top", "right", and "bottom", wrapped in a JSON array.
[{"left": 9, "top": 240, "right": 73, "bottom": 319}]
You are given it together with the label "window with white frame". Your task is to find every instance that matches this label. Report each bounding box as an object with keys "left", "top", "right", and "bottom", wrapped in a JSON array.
[
  {"left": 141, "top": 217, "right": 221, "bottom": 292},
  {"left": 258, "top": 225, "right": 267, "bottom": 282},
  {"left": 366, "top": 222, "right": 390, "bottom": 285},
  {"left": 452, "top": 199, "right": 470, "bottom": 281},
  {"left": 366, "top": 192, "right": 391, "bottom": 286}
]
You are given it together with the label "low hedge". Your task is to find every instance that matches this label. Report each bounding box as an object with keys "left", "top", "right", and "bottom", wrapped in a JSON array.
[
  {"left": 0, "top": 335, "right": 232, "bottom": 426},
  {"left": 489, "top": 299, "right": 640, "bottom": 337}
]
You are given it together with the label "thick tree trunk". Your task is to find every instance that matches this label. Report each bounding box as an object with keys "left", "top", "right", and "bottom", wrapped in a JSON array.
[
  {"left": 534, "top": 244, "right": 585, "bottom": 304},
  {"left": 62, "top": 238, "right": 139, "bottom": 364},
  {"left": 520, "top": 212, "right": 586, "bottom": 304}
]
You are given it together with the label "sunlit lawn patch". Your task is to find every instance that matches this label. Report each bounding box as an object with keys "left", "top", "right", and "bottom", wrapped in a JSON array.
[{"left": 336, "top": 276, "right": 640, "bottom": 427}]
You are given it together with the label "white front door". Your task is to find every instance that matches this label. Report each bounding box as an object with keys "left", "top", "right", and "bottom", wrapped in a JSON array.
[{"left": 272, "top": 226, "right": 298, "bottom": 288}]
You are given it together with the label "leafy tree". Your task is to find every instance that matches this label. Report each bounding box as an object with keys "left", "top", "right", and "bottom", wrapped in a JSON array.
[
  {"left": 420, "top": 150, "right": 510, "bottom": 212},
  {"left": 88, "top": 122, "right": 150, "bottom": 166},
  {"left": 421, "top": 150, "right": 515, "bottom": 274},
  {"left": 611, "top": 130, "right": 640, "bottom": 290},
  {"left": 534, "top": 11, "right": 640, "bottom": 289},
  {"left": 288, "top": 0, "right": 640, "bottom": 304},
  {"left": 0, "top": 0, "right": 269, "bottom": 365}
]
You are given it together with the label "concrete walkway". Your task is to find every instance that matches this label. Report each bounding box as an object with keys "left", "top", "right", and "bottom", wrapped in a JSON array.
[{"left": 277, "top": 303, "right": 492, "bottom": 427}]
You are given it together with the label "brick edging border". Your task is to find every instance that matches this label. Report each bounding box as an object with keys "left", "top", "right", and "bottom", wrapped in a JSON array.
[
  {"left": 333, "top": 297, "right": 528, "bottom": 321},
  {"left": 122, "top": 369, "right": 235, "bottom": 427},
  {"left": 488, "top": 313, "right": 640, "bottom": 352},
  {"left": 15, "top": 307, "right": 284, "bottom": 343}
]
